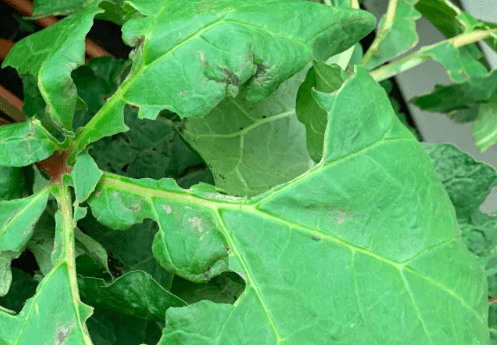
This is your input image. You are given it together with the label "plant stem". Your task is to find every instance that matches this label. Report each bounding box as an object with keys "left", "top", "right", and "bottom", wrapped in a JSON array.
[
  {"left": 350, "top": 0, "right": 359, "bottom": 9},
  {"left": 369, "top": 28, "right": 497, "bottom": 82},
  {"left": 361, "top": 0, "right": 398, "bottom": 66},
  {"left": 56, "top": 180, "right": 93, "bottom": 344}
]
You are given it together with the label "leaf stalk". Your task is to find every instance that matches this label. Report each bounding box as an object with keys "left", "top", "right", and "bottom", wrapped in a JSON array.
[{"left": 369, "top": 28, "right": 497, "bottom": 82}]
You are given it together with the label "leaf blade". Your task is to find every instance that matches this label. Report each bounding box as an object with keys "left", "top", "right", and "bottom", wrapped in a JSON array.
[{"left": 87, "top": 68, "right": 488, "bottom": 343}]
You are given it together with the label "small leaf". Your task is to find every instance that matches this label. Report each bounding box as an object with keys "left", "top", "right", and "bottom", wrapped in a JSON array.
[
  {"left": 363, "top": 0, "right": 421, "bottom": 70},
  {"left": 181, "top": 69, "right": 311, "bottom": 197},
  {"left": 296, "top": 62, "right": 346, "bottom": 162},
  {"left": 115, "top": 0, "right": 375, "bottom": 119},
  {"left": 71, "top": 152, "right": 103, "bottom": 203},
  {"left": 0, "top": 119, "right": 58, "bottom": 167},
  {"left": 411, "top": 69, "right": 497, "bottom": 114},
  {"left": 78, "top": 270, "right": 186, "bottom": 322},
  {"left": 0, "top": 189, "right": 49, "bottom": 296},
  {"left": 422, "top": 143, "right": 497, "bottom": 220},
  {"left": 422, "top": 41, "right": 487, "bottom": 82},
  {"left": 473, "top": 94, "right": 497, "bottom": 153},
  {"left": 3, "top": 1, "right": 104, "bottom": 131}
]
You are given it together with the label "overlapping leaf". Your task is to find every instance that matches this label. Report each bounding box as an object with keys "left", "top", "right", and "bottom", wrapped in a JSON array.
[
  {"left": 180, "top": 69, "right": 311, "bottom": 197},
  {"left": 106, "top": 0, "right": 375, "bottom": 120},
  {"left": 87, "top": 68, "right": 488, "bottom": 344},
  {"left": 296, "top": 62, "right": 346, "bottom": 162},
  {"left": 3, "top": 1, "right": 104, "bottom": 132},
  {"left": 78, "top": 271, "right": 186, "bottom": 322}
]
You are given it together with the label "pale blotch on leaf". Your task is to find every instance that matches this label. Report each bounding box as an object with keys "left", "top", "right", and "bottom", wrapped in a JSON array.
[
  {"left": 188, "top": 216, "right": 203, "bottom": 233},
  {"left": 162, "top": 204, "right": 172, "bottom": 214}
]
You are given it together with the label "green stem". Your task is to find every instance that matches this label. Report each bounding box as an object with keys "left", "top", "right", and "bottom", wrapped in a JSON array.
[
  {"left": 361, "top": 0, "right": 398, "bottom": 66},
  {"left": 67, "top": 76, "right": 133, "bottom": 163},
  {"left": 56, "top": 181, "right": 93, "bottom": 344},
  {"left": 350, "top": 0, "right": 359, "bottom": 9},
  {"left": 369, "top": 28, "right": 497, "bottom": 82}
]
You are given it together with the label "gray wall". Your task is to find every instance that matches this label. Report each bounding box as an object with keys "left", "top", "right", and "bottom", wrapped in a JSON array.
[{"left": 366, "top": 0, "right": 497, "bottom": 213}]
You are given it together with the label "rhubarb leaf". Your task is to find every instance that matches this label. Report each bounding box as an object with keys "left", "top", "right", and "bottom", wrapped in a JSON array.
[
  {"left": 115, "top": 1, "right": 375, "bottom": 120},
  {"left": 87, "top": 68, "right": 488, "bottom": 344}
]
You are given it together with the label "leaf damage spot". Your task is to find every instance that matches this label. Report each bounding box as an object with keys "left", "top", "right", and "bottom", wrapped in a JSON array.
[
  {"left": 311, "top": 236, "right": 321, "bottom": 241},
  {"left": 162, "top": 204, "right": 173, "bottom": 214},
  {"left": 55, "top": 324, "right": 75, "bottom": 345},
  {"left": 188, "top": 216, "right": 203, "bottom": 233}
]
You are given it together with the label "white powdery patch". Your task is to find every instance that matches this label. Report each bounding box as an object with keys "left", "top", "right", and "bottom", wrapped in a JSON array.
[
  {"left": 162, "top": 204, "right": 172, "bottom": 214},
  {"left": 188, "top": 216, "right": 203, "bottom": 233}
]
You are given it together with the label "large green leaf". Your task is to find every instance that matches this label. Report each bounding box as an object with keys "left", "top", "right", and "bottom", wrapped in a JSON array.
[
  {"left": 180, "top": 69, "right": 311, "bottom": 197},
  {"left": 422, "top": 143, "right": 497, "bottom": 220},
  {"left": 0, "top": 119, "right": 58, "bottom": 167},
  {"left": 296, "top": 62, "right": 346, "bottom": 162},
  {"left": 0, "top": 189, "right": 49, "bottom": 296},
  {"left": 363, "top": 0, "right": 421, "bottom": 70},
  {"left": 116, "top": 0, "right": 374, "bottom": 120},
  {"left": 87, "top": 68, "right": 488, "bottom": 344},
  {"left": 78, "top": 270, "right": 186, "bottom": 322},
  {"left": 2, "top": 1, "right": 104, "bottom": 132}
]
